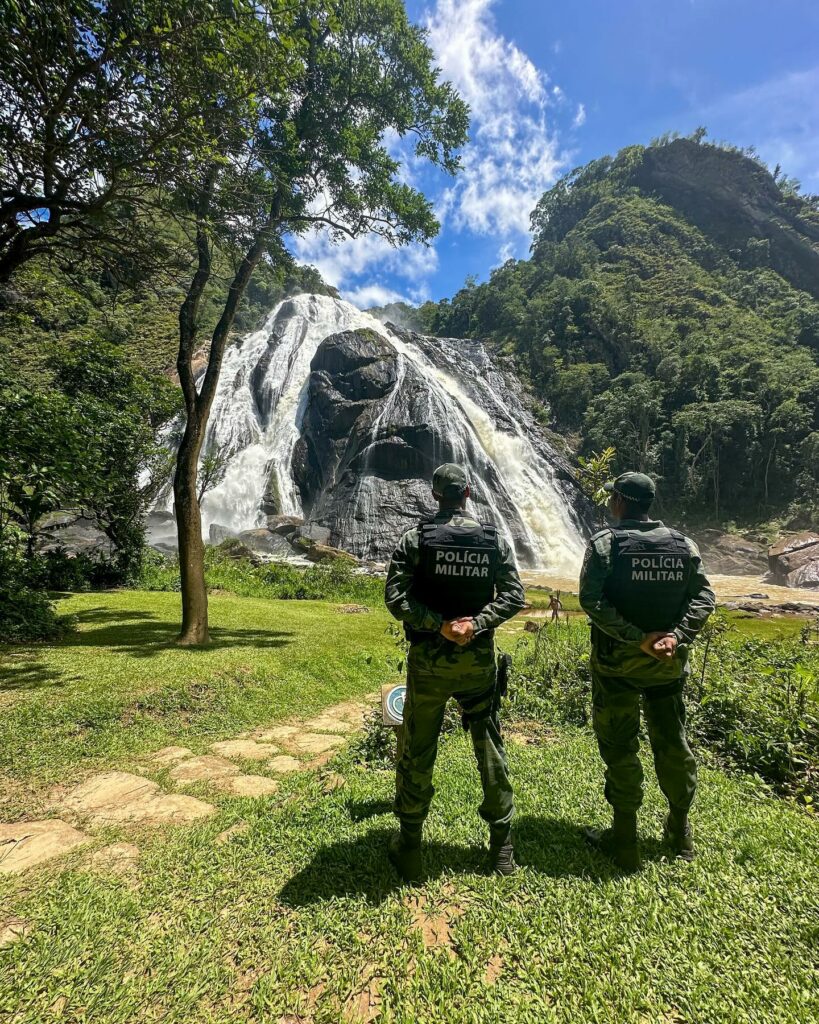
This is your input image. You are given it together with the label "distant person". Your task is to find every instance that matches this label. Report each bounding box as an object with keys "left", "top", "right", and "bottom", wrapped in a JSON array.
[
  {"left": 384, "top": 464, "right": 526, "bottom": 882},
  {"left": 548, "top": 591, "right": 563, "bottom": 622},
  {"left": 579, "top": 472, "right": 715, "bottom": 870}
]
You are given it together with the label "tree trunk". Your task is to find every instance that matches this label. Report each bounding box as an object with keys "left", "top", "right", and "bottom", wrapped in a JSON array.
[
  {"left": 171, "top": 179, "right": 281, "bottom": 645},
  {"left": 174, "top": 410, "right": 210, "bottom": 645}
]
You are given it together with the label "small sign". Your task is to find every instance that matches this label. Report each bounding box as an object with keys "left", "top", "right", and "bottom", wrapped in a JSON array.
[{"left": 381, "top": 683, "right": 407, "bottom": 726}]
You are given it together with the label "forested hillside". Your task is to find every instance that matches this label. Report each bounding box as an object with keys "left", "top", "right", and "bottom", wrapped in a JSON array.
[{"left": 419, "top": 138, "right": 819, "bottom": 526}]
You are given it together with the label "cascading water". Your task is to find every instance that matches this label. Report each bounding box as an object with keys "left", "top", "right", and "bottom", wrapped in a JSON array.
[{"left": 152, "top": 293, "right": 587, "bottom": 574}]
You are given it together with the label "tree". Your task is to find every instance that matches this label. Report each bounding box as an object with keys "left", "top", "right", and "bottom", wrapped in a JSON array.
[
  {"left": 673, "top": 400, "right": 760, "bottom": 519},
  {"left": 0, "top": 339, "right": 177, "bottom": 582},
  {"left": 585, "top": 372, "right": 665, "bottom": 473},
  {"left": 171, "top": 0, "right": 468, "bottom": 644},
  {"left": 576, "top": 447, "right": 617, "bottom": 527},
  {"left": 0, "top": 1, "right": 239, "bottom": 283}
]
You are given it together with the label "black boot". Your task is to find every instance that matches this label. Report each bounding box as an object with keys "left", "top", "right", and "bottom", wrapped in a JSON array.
[
  {"left": 663, "top": 812, "right": 695, "bottom": 862},
  {"left": 490, "top": 841, "right": 518, "bottom": 876},
  {"left": 388, "top": 826, "right": 422, "bottom": 883},
  {"left": 489, "top": 825, "right": 518, "bottom": 876},
  {"left": 584, "top": 811, "right": 641, "bottom": 872}
]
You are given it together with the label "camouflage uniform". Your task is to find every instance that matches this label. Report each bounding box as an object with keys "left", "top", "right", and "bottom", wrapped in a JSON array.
[
  {"left": 385, "top": 509, "right": 525, "bottom": 839},
  {"left": 579, "top": 519, "right": 715, "bottom": 817}
]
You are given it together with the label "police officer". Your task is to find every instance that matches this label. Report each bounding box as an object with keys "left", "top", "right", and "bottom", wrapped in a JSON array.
[
  {"left": 384, "top": 464, "right": 526, "bottom": 882},
  {"left": 579, "top": 472, "right": 715, "bottom": 870}
]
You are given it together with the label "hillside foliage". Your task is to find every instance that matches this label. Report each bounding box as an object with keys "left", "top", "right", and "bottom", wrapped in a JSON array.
[{"left": 420, "top": 138, "right": 819, "bottom": 525}]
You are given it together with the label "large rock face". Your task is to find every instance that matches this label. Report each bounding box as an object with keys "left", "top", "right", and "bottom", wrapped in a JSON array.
[
  {"left": 635, "top": 139, "right": 819, "bottom": 301},
  {"left": 294, "top": 326, "right": 587, "bottom": 564},
  {"left": 768, "top": 532, "right": 819, "bottom": 589},
  {"left": 694, "top": 530, "right": 768, "bottom": 576}
]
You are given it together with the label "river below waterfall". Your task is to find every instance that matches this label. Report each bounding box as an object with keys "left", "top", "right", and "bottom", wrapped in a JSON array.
[{"left": 521, "top": 570, "right": 819, "bottom": 607}]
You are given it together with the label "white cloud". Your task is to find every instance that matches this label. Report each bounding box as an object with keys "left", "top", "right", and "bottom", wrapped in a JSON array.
[
  {"left": 573, "top": 103, "right": 587, "bottom": 128},
  {"left": 494, "top": 240, "right": 515, "bottom": 267},
  {"left": 291, "top": 228, "right": 437, "bottom": 290},
  {"left": 344, "top": 284, "right": 413, "bottom": 309},
  {"left": 290, "top": 227, "right": 437, "bottom": 308},
  {"left": 285, "top": 1, "right": 573, "bottom": 301},
  {"left": 687, "top": 66, "right": 819, "bottom": 186},
  {"left": 424, "top": 0, "right": 567, "bottom": 240}
]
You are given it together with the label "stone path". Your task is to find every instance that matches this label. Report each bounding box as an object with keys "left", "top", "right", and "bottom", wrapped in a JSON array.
[{"left": 0, "top": 698, "right": 369, "bottom": 879}]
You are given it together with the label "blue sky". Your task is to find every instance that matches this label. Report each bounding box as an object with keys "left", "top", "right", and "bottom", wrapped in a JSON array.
[{"left": 292, "top": 0, "right": 819, "bottom": 308}]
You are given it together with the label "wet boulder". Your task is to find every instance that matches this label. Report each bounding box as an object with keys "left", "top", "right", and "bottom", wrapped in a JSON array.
[
  {"left": 294, "top": 328, "right": 544, "bottom": 563},
  {"left": 768, "top": 532, "right": 819, "bottom": 589}
]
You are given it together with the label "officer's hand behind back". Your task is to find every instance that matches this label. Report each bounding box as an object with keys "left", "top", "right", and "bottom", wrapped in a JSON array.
[{"left": 640, "top": 631, "right": 677, "bottom": 661}]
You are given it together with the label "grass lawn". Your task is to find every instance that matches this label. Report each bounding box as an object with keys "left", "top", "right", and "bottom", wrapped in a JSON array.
[
  {"left": 0, "top": 591, "right": 397, "bottom": 809},
  {"left": 1, "top": 591, "right": 818, "bottom": 1023}
]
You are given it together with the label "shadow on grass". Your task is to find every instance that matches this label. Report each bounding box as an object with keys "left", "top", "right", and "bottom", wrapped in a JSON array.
[
  {"left": 280, "top": 815, "right": 635, "bottom": 907},
  {"left": 0, "top": 657, "right": 68, "bottom": 692},
  {"left": 51, "top": 607, "right": 295, "bottom": 657},
  {"left": 346, "top": 798, "right": 395, "bottom": 821}
]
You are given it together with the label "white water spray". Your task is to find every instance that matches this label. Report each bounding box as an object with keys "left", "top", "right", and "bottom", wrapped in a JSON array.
[{"left": 154, "top": 293, "right": 585, "bottom": 574}]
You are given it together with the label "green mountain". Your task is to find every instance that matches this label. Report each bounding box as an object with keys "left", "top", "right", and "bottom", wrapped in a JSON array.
[{"left": 419, "top": 137, "right": 819, "bottom": 526}]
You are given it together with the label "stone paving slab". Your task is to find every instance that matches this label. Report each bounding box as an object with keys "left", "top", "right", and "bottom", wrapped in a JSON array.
[
  {"left": 303, "top": 715, "right": 355, "bottom": 734},
  {"left": 209, "top": 740, "right": 279, "bottom": 761},
  {"left": 289, "top": 732, "right": 346, "bottom": 755},
  {"left": 267, "top": 755, "right": 304, "bottom": 774},
  {"left": 60, "top": 772, "right": 215, "bottom": 825},
  {"left": 168, "top": 756, "right": 240, "bottom": 784},
  {"left": 150, "top": 746, "right": 194, "bottom": 764},
  {"left": 255, "top": 725, "right": 300, "bottom": 743},
  {"left": 0, "top": 819, "right": 90, "bottom": 875},
  {"left": 215, "top": 775, "right": 280, "bottom": 798}
]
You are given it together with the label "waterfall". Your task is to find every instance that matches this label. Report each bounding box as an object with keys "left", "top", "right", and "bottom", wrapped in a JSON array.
[{"left": 153, "top": 293, "right": 586, "bottom": 574}]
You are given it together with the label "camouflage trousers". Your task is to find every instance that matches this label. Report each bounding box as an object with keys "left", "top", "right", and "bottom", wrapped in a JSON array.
[
  {"left": 395, "top": 635, "right": 514, "bottom": 838},
  {"left": 591, "top": 672, "right": 697, "bottom": 816}
]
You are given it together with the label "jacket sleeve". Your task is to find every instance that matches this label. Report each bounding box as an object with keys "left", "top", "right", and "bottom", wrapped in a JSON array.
[
  {"left": 384, "top": 529, "right": 444, "bottom": 633},
  {"left": 578, "top": 536, "right": 644, "bottom": 643},
  {"left": 472, "top": 536, "right": 526, "bottom": 635},
  {"left": 672, "top": 540, "right": 716, "bottom": 645}
]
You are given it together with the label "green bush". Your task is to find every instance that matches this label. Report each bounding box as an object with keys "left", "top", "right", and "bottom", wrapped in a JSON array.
[
  {"left": 138, "top": 548, "right": 182, "bottom": 591},
  {"left": 137, "top": 546, "right": 386, "bottom": 605},
  {"left": 509, "top": 620, "right": 592, "bottom": 726},
  {"left": 688, "top": 613, "right": 819, "bottom": 801},
  {"left": 0, "top": 587, "right": 74, "bottom": 642},
  {"left": 26, "top": 547, "right": 122, "bottom": 592}
]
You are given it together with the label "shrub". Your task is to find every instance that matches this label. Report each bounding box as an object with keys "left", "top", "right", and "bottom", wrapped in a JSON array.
[
  {"left": 0, "top": 587, "right": 74, "bottom": 642},
  {"left": 137, "top": 547, "right": 386, "bottom": 605},
  {"left": 26, "top": 547, "right": 122, "bottom": 591},
  {"left": 688, "top": 613, "right": 819, "bottom": 801},
  {"left": 509, "top": 620, "right": 592, "bottom": 725}
]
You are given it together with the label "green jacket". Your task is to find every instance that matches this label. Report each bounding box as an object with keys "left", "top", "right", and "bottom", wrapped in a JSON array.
[
  {"left": 385, "top": 510, "right": 526, "bottom": 638},
  {"left": 579, "top": 519, "right": 715, "bottom": 681}
]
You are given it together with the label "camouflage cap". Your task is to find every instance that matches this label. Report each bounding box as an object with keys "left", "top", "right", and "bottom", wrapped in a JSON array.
[
  {"left": 432, "top": 463, "right": 469, "bottom": 500},
  {"left": 603, "top": 471, "right": 656, "bottom": 503}
]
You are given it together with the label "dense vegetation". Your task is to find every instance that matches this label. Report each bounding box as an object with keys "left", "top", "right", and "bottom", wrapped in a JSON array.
[
  {"left": 140, "top": 543, "right": 386, "bottom": 606},
  {"left": 419, "top": 136, "right": 819, "bottom": 526}
]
